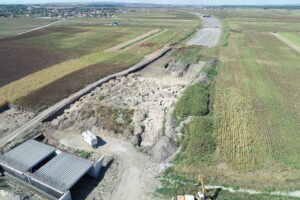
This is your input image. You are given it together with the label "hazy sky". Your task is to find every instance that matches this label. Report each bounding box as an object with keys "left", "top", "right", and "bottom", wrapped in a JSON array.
[{"left": 1, "top": 0, "right": 300, "bottom": 5}]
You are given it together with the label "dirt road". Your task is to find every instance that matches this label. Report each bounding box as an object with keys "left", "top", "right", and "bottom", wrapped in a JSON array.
[
  {"left": 271, "top": 32, "right": 300, "bottom": 54},
  {"left": 16, "top": 19, "right": 65, "bottom": 36},
  {"left": 206, "top": 185, "right": 300, "bottom": 198},
  {"left": 105, "top": 137, "right": 160, "bottom": 200},
  {"left": 0, "top": 46, "right": 171, "bottom": 147},
  {"left": 186, "top": 13, "right": 222, "bottom": 47},
  {"left": 104, "top": 29, "right": 162, "bottom": 52}
]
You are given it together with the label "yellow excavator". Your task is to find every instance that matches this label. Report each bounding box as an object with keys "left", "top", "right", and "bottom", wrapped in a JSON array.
[{"left": 172, "top": 176, "right": 212, "bottom": 200}]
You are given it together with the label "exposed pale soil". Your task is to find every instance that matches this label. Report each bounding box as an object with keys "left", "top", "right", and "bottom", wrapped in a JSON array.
[
  {"left": 0, "top": 107, "right": 35, "bottom": 138},
  {"left": 31, "top": 52, "right": 205, "bottom": 200},
  {"left": 0, "top": 47, "right": 207, "bottom": 200}
]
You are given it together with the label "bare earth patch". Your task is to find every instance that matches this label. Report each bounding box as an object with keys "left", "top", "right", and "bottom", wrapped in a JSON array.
[{"left": 22, "top": 51, "right": 206, "bottom": 200}]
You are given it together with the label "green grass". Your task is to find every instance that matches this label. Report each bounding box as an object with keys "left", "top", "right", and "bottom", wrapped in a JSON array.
[
  {"left": 0, "top": 178, "right": 7, "bottom": 189},
  {"left": 201, "top": 60, "right": 219, "bottom": 80},
  {"left": 60, "top": 145, "right": 92, "bottom": 159},
  {"left": 175, "top": 116, "right": 216, "bottom": 164},
  {"left": 173, "top": 84, "right": 209, "bottom": 125},
  {"left": 157, "top": 168, "right": 299, "bottom": 200},
  {"left": 220, "top": 31, "right": 231, "bottom": 47},
  {"left": 161, "top": 9, "right": 300, "bottom": 195},
  {"left": 172, "top": 28, "right": 197, "bottom": 45},
  {"left": 279, "top": 32, "right": 300, "bottom": 46},
  {"left": 0, "top": 18, "right": 57, "bottom": 39},
  {"left": 73, "top": 149, "right": 92, "bottom": 159},
  {"left": 156, "top": 167, "right": 195, "bottom": 198},
  {"left": 208, "top": 11, "right": 300, "bottom": 188},
  {"left": 213, "top": 191, "right": 299, "bottom": 200},
  {"left": 214, "top": 31, "right": 300, "bottom": 169}
]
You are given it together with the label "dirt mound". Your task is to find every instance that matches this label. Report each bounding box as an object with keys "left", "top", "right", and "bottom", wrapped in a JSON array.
[{"left": 151, "top": 136, "right": 177, "bottom": 163}]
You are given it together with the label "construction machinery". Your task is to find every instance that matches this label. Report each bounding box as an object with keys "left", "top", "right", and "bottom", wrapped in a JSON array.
[{"left": 172, "top": 176, "right": 212, "bottom": 200}]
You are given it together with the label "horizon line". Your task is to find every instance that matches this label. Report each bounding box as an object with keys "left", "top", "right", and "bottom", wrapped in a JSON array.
[{"left": 1, "top": 1, "right": 300, "bottom": 6}]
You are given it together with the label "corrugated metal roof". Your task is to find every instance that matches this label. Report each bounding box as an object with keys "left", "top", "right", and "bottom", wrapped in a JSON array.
[
  {"left": 33, "top": 152, "right": 93, "bottom": 191},
  {"left": 0, "top": 140, "right": 55, "bottom": 172}
]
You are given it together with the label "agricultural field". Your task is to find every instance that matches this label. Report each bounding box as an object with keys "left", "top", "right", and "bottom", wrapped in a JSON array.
[
  {"left": 0, "top": 17, "right": 57, "bottom": 39},
  {"left": 165, "top": 8, "right": 300, "bottom": 196},
  {"left": 0, "top": 10, "right": 199, "bottom": 111},
  {"left": 279, "top": 32, "right": 300, "bottom": 46}
]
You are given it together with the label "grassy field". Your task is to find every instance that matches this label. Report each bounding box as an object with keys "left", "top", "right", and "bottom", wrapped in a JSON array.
[
  {"left": 164, "top": 9, "right": 300, "bottom": 196},
  {"left": 173, "top": 85, "right": 209, "bottom": 125},
  {"left": 0, "top": 17, "right": 57, "bottom": 39},
  {"left": 279, "top": 32, "right": 300, "bottom": 46},
  {"left": 0, "top": 10, "right": 199, "bottom": 110},
  {"left": 215, "top": 31, "right": 300, "bottom": 170}
]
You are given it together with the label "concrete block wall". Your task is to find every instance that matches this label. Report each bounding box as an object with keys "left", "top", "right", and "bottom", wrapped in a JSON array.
[{"left": 87, "top": 155, "right": 105, "bottom": 178}]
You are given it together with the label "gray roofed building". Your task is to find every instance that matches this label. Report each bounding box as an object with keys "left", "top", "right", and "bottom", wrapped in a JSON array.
[
  {"left": 0, "top": 139, "right": 104, "bottom": 200},
  {"left": 33, "top": 152, "right": 93, "bottom": 191},
  {"left": 0, "top": 140, "right": 55, "bottom": 171}
]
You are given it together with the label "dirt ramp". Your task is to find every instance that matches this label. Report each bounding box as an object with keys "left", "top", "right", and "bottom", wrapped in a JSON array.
[{"left": 151, "top": 136, "right": 177, "bottom": 163}]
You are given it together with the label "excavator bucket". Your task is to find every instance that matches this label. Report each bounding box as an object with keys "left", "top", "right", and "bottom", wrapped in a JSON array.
[
  {"left": 172, "top": 196, "right": 185, "bottom": 200},
  {"left": 178, "top": 196, "right": 185, "bottom": 200}
]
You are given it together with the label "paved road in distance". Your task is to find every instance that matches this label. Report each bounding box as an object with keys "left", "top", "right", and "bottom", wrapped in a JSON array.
[{"left": 186, "top": 13, "right": 222, "bottom": 47}]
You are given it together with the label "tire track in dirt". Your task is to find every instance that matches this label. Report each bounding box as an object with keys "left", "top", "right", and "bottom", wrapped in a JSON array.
[{"left": 16, "top": 19, "right": 65, "bottom": 36}]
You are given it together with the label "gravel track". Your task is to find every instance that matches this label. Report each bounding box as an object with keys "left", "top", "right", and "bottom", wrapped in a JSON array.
[{"left": 186, "top": 13, "right": 222, "bottom": 47}]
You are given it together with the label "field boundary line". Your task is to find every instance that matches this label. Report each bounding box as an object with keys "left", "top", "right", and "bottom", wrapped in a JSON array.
[
  {"left": 0, "top": 45, "right": 172, "bottom": 147},
  {"left": 271, "top": 32, "right": 300, "bottom": 54},
  {"left": 104, "top": 29, "right": 162, "bottom": 52},
  {"left": 120, "top": 29, "right": 168, "bottom": 51},
  {"left": 206, "top": 185, "right": 300, "bottom": 198},
  {"left": 16, "top": 19, "right": 65, "bottom": 36}
]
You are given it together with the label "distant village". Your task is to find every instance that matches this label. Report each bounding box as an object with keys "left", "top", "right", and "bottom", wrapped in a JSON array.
[{"left": 0, "top": 5, "right": 147, "bottom": 18}]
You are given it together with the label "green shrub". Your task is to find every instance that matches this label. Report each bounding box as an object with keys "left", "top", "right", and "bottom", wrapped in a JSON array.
[
  {"left": 173, "top": 84, "right": 209, "bottom": 124},
  {"left": 175, "top": 116, "right": 216, "bottom": 164},
  {"left": 98, "top": 95, "right": 105, "bottom": 101},
  {"left": 201, "top": 60, "right": 219, "bottom": 80},
  {"left": 36, "top": 105, "right": 48, "bottom": 112},
  {"left": 220, "top": 31, "right": 231, "bottom": 47},
  {"left": 0, "top": 179, "right": 7, "bottom": 189},
  {"left": 73, "top": 149, "right": 92, "bottom": 159}
]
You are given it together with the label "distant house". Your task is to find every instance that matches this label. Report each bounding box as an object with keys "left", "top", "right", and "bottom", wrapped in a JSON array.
[
  {"left": 111, "top": 21, "right": 119, "bottom": 26},
  {"left": 202, "top": 14, "right": 211, "bottom": 18},
  {"left": 105, "top": 21, "right": 120, "bottom": 26}
]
